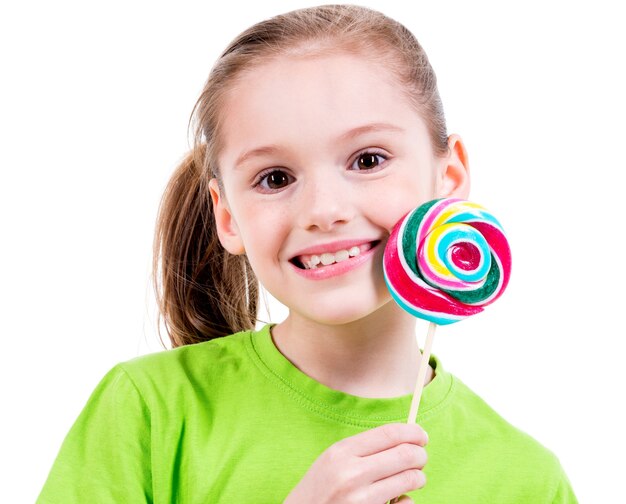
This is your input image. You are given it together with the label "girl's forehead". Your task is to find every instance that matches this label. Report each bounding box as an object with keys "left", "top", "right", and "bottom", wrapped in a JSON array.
[
  {"left": 219, "top": 53, "right": 423, "bottom": 151},
  {"left": 229, "top": 52, "right": 403, "bottom": 103}
]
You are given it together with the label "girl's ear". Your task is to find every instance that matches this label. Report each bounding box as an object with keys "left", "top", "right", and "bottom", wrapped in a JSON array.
[
  {"left": 208, "top": 178, "right": 245, "bottom": 255},
  {"left": 437, "top": 134, "right": 470, "bottom": 199}
]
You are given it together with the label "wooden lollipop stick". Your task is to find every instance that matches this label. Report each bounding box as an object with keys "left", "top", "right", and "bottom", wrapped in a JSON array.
[{"left": 407, "top": 322, "right": 437, "bottom": 424}]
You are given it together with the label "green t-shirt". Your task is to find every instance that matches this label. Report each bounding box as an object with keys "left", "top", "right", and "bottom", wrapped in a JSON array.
[{"left": 38, "top": 324, "right": 578, "bottom": 503}]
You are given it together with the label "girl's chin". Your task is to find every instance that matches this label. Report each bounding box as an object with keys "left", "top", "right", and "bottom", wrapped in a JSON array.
[{"left": 285, "top": 296, "right": 392, "bottom": 328}]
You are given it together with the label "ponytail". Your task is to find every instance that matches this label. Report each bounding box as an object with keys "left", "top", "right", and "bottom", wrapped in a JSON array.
[{"left": 152, "top": 146, "right": 258, "bottom": 347}]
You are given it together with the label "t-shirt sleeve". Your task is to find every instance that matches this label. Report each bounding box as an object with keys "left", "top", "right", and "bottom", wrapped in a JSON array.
[
  {"left": 551, "top": 464, "right": 579, "bottom": 504},
  {"left": 37, "top": 364, "right": 152, "bottom": 503}
]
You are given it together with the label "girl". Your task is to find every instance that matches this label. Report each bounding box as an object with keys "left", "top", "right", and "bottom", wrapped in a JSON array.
[{"left": 37, "top": 4, "right": 577, "bottom": 503}]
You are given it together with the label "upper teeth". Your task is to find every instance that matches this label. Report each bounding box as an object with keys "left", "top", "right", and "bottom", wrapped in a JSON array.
[{"left": 301, "top": 246, "right": 362, "bottom": 269}]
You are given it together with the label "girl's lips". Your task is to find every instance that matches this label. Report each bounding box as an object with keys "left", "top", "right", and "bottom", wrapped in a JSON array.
[
  {"left": 292, "top": 241, "right": 376, "bottom": 270},
  {"left": 289, "top": 240, "right": 382, "bottom": 280},
  {"left": 290, "top": 238, "right": 381, "bottom": 258}
]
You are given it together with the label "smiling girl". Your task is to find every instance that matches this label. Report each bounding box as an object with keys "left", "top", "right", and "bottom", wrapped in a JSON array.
[{"left": 37, "top": 5, "right": 577, "bottom": 503}]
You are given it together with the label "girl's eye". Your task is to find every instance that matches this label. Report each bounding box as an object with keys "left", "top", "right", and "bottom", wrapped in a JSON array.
[
  {"left": 254, "top": 169, "right": 294, "bottom": 192},
  {"left": 350, "top": 151, "right": 388, "bottom": 171}
]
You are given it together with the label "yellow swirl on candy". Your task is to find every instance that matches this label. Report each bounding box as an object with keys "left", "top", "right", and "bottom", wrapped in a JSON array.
[{"left": 383, "top": 198, "right": 512, "bottom": 325}]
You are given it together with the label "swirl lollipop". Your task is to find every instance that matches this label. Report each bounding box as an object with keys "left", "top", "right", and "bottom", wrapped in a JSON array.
[{"left": 383, "top": 198, "right": 512, "bottom": 423}]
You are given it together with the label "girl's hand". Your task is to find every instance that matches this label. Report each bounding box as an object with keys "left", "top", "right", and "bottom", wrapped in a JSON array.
[{"left": 283, "top": 423, "right": 428, "bottom": 504}]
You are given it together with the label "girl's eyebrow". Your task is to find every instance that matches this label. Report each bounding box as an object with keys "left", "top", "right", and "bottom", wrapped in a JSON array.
[
  {"left": 234, "top": 122, "right": 405, "bottom": 169},
  {"left": 338, "top": 122, "right": 405, "bottom": 141}
]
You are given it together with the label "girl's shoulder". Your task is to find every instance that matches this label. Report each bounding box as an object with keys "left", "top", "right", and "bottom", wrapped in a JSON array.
[
  {"left": 442, "top": 373, "right": 571, "bottom": 497},
  {"left": 116, "top": 324, "right": 257, "bottom": 380},
  {"left": 125, "top": 327, "right": 254, "bottom": 368},
  {"left": 37, "top": 329, "right": 262, "bottom": 503},
  {"left": 109, "top": 327, "right": 263, "bottom": 405}
]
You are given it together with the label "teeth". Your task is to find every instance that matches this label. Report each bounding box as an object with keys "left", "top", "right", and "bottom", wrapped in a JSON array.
[
  {"left": 299, "top": 244, "right": 371, "bottom": 270},
  {"left": 320, "top": 253, "right": 334, "bottom": 265},
  {"left": 335, "top": 250, "right": 349, "bottom": 262}
]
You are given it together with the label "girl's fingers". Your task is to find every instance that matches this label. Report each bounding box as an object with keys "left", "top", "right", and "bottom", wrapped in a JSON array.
[
  {"left": 360, "top": 442, "right": 427, "bottom": 482},
  {"left": 337, "top": 423, "right": 428, "bottom": 457},
  {"left": 371, "top": 468, "right": 426, "bottom": 503},
  {"left": 392, "top": 495, "right": 414, "bottom": 503}
]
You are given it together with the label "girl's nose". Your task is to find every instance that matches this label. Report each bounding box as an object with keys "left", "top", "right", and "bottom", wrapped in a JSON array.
[{"left": 296, "top": 172, "right": 355, "bottom": 232}]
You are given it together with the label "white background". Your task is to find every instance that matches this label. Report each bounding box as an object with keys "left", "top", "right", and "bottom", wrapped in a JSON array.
[{"left": 1, "top": 1, "right": 623, "bottom": 502}]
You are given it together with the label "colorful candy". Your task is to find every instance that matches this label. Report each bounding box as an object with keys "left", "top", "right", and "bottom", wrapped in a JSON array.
[{"left": 383, "top": 198, "right": 512, "bottom": 325}]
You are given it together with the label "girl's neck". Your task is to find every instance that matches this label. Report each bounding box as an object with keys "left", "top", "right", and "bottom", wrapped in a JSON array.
[{"left": 270, "top": 303, "right": 434, "bottom": 399}]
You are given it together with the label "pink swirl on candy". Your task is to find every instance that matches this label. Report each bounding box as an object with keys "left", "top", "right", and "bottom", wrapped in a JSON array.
[{"left": 383, "top": 198, "right": 512, "bottom": 325}]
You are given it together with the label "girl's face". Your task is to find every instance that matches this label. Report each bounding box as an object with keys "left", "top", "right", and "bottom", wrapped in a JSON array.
[{"left": 211, "top": 52, "right": 468, "bottom": 326}]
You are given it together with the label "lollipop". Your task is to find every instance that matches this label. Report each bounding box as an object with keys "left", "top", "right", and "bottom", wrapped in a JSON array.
[{"left": 383, "top": 198, "right": 512, "bottom": 423}]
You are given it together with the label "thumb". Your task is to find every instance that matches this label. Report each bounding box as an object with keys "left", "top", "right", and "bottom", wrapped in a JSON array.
[{"left": 390, "top": 496, "right": 413, "bottom": 504}]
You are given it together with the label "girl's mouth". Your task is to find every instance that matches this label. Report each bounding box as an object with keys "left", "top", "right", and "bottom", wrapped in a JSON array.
[{"left": 290, "top": 241, "right": 381, "bottom": 270}]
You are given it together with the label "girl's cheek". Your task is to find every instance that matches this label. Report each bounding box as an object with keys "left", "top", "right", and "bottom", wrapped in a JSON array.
[{"left": 372, "top": 193, "right": 422, "bottom": 232}]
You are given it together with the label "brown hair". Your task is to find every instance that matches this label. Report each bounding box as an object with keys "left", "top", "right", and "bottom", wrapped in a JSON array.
[{"left": 153, "top": 4, "right": 449, "bottom": 347}]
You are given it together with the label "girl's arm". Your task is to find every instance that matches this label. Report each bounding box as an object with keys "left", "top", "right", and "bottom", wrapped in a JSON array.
[
  {"left": 551, "top": 466, "right": 579, "bottom": 504},
  {"left": 36, "top": 365, "right": 152, "bottom": 503}
]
